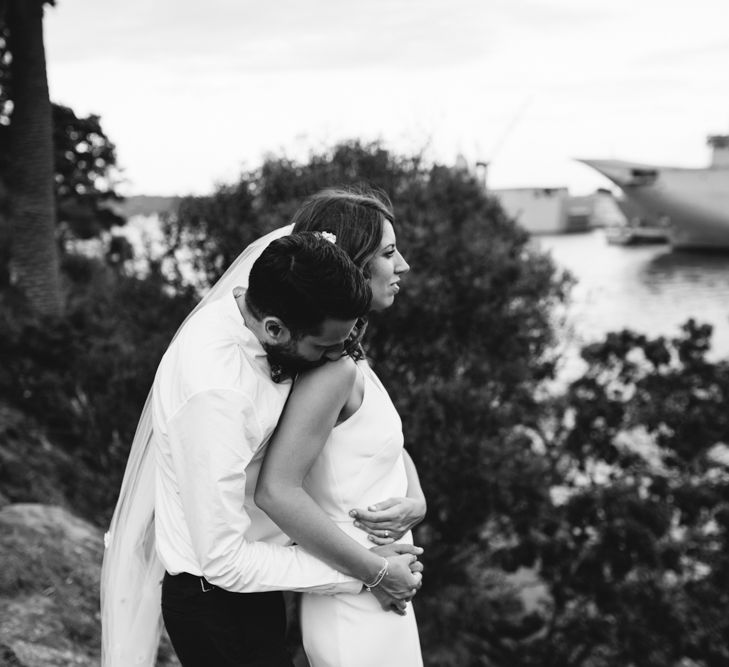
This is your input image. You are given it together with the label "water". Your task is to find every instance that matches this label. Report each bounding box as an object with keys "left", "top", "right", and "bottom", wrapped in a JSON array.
[{"left": 533, "top": 230, "right": 729, "bottom": 374}]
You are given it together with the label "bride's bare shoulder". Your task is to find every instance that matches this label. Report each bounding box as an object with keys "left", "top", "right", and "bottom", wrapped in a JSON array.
[{"left": 295, "top": 356, "right": 358, "bottom": 393}]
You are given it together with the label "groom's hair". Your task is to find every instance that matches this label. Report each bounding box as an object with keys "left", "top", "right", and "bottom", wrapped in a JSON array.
[{"left": 246, "top": 232, "right": 372, "bottom": 336}]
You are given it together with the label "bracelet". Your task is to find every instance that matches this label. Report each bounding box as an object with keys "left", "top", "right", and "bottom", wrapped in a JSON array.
[{"left": 364, "top": 558, "right": 389, "bottom": 591}]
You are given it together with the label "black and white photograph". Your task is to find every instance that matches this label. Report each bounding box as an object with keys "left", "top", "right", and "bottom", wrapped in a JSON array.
[{"left": 1, "top": 1, "right": 729, "bottom": 665}]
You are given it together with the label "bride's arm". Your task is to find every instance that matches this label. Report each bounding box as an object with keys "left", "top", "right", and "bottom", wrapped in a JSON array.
[{"left": 255, "top": 357, "right": 421, "bottom": 594}]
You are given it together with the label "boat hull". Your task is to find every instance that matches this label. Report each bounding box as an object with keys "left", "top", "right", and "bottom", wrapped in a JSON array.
[
  {"left": 605, "top": 226, "right": 668, "bottom": 246},
  {"left": 578, "top": 159, "right": 729, "bottom": 250}
]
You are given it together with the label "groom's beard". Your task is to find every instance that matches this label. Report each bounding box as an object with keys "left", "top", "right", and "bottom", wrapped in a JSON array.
[{"left": 263, "top": 341, "right": 327, "bottom": 377}]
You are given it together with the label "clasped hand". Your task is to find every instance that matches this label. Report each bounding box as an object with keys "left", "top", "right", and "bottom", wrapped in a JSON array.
[
  {"left": 367, "top": 543, "right": 424, "bottom": 615},
  {"left": 349, "top": 496, "right": 426, "bottom": 545}
]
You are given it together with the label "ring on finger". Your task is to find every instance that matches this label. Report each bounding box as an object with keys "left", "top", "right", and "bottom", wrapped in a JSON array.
[{"left": 383, "top": 530, "right": 389, "bottom": 538}]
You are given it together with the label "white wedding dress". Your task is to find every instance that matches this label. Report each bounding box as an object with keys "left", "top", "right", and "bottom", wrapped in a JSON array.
[{"left": 301, "top": 362, "right": 423, "bottom": 667}]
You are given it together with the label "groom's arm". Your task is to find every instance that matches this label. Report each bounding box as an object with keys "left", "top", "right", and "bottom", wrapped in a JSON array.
[{"left": 166, "top": 388, "right": 361, "bottom": 594}]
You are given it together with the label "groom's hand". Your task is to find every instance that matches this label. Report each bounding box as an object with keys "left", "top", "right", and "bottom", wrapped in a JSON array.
[
  {"left": 370, "top": 587, "right": 411, "bottom": 616},
  {"left": 350, "top": 497, "right": 426, "bottom": 545}
]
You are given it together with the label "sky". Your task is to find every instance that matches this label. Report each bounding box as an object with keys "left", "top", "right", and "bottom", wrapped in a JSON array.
[{"left": 44, "top": 0, "right": 729, "bottom": 197}]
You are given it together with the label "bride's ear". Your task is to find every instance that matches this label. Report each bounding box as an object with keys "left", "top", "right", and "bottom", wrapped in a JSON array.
[{"left": 262, "top": 316, "right": 292, "bottom": 344}]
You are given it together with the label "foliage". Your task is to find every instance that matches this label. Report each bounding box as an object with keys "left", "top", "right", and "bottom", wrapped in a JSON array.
[
  {"left": 52, "top": 103, "right": 124, "bottom": 241},
  {"left": 0, "top": 25, "right": 11, "bottom": 130},
  {"left": 159, "top": 144, "right": 417, "bottom": 288},
  {"left": 0, "top": 29, "right": 9, "bottom": 287},
  {"left": 515, "top": 322, "right": 729, "bottom": 666},
  {"left": 0, "top": 99, "right": 124, "bottom": 244},
  {"left": 0, "top": 258, "right": 196, "bottom": 523}
]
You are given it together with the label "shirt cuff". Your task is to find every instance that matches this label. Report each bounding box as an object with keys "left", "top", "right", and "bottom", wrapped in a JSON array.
[{"left": 332, "top": 571, "right": 364, "bottom": 595}]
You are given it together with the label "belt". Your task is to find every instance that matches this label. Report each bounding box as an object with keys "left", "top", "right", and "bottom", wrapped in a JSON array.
[
  {"left": 169, "top": 571, "right": 217, "bottom": 593},
  {"left": 199, "top": 576, "right": 215, "bottom": 593}
]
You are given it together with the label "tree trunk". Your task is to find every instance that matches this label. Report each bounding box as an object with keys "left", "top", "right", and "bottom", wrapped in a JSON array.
[
  {"left": 0, "top": 179, "right": 11, "bottom": 287},
  {"left": 6, "top": 0, "right": 62, "bottom": 316}
]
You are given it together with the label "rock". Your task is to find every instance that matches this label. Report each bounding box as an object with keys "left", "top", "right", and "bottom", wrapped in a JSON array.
[
  {"left": 0, "top": 504, "right": 103, "bottom": 665},
  {"left": 0, "top": 643, "right": 24, "bottom": 666},
  {"left": 0, "top": 503, "right": 180, "bottom": 666}
]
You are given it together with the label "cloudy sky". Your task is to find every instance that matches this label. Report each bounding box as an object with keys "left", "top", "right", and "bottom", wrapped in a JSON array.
[{"left": 44, "top": 0, "right": 729, "bottom": 197}]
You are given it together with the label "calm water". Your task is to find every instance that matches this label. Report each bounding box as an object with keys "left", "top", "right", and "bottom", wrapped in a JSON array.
[{"left": 534, "top": 230, "right": 729, "bottom": 373}]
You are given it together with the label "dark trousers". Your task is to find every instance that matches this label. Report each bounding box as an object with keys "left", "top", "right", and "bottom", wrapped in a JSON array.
[{"left": 161, "top": 572, "right": 294, "bottom": 667}]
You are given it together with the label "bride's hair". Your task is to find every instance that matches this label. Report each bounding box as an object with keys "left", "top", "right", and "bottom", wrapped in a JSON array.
[
  {"left": 290, "top": 186, "right": 395, "bottom": 278},
  {"left": 291, "top": 186, "right": 395, "bottom": 361}
]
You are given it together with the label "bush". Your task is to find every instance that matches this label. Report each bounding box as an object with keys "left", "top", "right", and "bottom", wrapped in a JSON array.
[{"left": 0, "top": 255, "right": 196, "bottom": 523}]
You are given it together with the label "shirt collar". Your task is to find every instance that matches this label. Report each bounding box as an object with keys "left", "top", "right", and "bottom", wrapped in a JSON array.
[
  {"left": 223, "top": 291, "right": 266, "bottom": 357},
  {"left": 224, "top": 292, "right": 293, "bottom": 384}
]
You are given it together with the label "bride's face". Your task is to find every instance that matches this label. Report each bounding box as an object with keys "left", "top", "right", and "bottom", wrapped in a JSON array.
[{"left": 366, "top": 221, "right": 410, "bottom": 311}]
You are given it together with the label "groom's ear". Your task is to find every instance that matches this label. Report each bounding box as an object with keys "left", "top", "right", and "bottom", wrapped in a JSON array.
[{"left": 262, "top": 316, "right": 292, "bottom": 344}]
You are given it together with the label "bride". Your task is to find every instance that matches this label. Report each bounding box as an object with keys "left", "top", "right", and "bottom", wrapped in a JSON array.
[{"left": 256, "top": 188, "right": 426, "bottom": 666}]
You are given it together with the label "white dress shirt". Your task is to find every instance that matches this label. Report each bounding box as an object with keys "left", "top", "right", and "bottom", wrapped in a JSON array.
[{"left": 152, "top": 293, "right": 360, "bottom": 594}]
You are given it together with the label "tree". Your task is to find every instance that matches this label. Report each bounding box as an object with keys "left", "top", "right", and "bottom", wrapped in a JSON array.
[
  {"left": 1, "top": 0, "right": 62, "bottom": 316},
  {"left": 0, "top": 25, "right": 11, "bottom": 285},
  {"left": 0, "top": 7, "right": 123, "bottom": 301},
  {"left": 517, "top": 322, "right": 729, "bottom": 666},
  {"left": 52, "top": 103, "right": 124, "bottom": 243}
]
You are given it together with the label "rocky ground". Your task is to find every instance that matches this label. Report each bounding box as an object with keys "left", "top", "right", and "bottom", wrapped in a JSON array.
[
  {"left": 0, "top": 404, "right": 180, "bottom": 666},
  {"left": 0, "top": 503, "right": 105, "bottom": 665},
  {"left": 0, "top": 503, "right": 181, "bottom": 666}
]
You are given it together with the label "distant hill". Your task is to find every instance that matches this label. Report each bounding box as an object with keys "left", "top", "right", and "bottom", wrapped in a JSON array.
[{"left": 114, "top": 195, "right": 181, "bottom": 218}]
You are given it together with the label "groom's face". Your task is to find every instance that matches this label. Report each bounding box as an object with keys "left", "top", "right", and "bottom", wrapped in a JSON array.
[{"left": 264, "top": 317, "right": 358, "bottom": 374}]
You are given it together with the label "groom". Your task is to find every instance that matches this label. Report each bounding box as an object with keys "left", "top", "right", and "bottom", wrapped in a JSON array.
[{"left": 152, "top": 232, "right": 423, "bottom": 666}]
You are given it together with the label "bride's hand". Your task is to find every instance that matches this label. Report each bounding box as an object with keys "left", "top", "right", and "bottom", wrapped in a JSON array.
[
  {"left": 367, "top": 552, "right": 423, "bottom": 615},
  {"left": 349, "top": 497, "right": 426, "bottom": 545}
]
